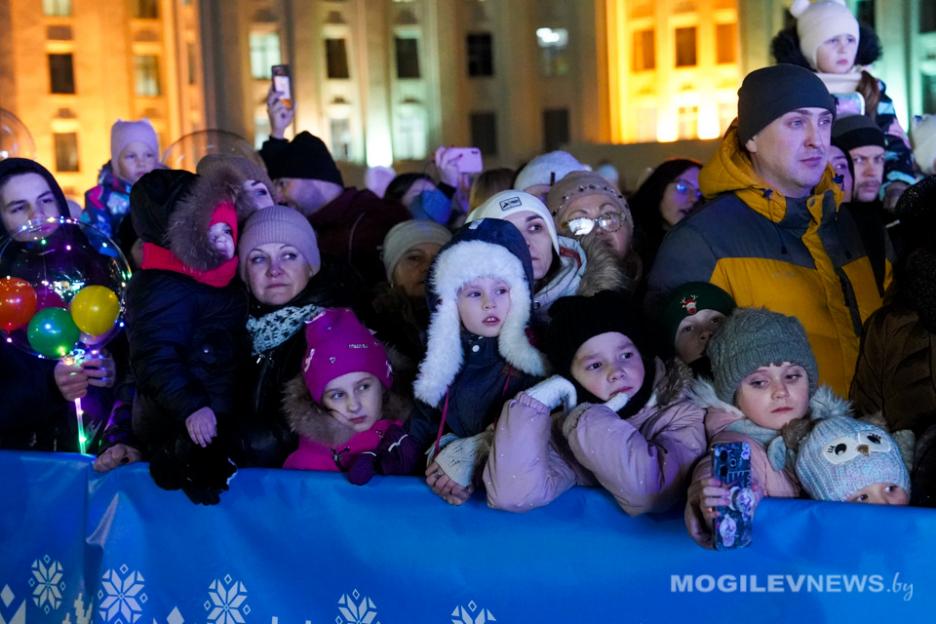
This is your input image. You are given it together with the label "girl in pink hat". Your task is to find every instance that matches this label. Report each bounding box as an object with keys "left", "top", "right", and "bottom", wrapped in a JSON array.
[{"left": 282, "top": 308, "right": 409, "bottom": 478}]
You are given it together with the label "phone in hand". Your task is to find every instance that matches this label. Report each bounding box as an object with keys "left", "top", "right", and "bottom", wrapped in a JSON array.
[
  {"left": 271, "top": 64, "right": 293, "bottom": 109},
  {"left": 711, "top": 441, "right": 754, "bottom": 550},
  {"left": 445, "top": 147, "right": 483, "bottom": 175}
]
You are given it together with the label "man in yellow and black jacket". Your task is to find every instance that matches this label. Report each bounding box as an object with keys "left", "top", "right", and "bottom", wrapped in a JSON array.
[{"left": 647, "top": 64, "right": 883, "bottom": 397}]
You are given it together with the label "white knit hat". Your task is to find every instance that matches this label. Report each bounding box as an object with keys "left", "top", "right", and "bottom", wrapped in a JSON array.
[
  {"left": 911, "top": 114, "right": 936, "bottom": 176},
  {"left": 466, "top": 190, "right": 559, "bottom": 254},
  {"left": 513, "top": 151, "right": 587, "bottom": 193},
  {"left": 791, "top": 0, "right": 859, "bottom": 71}
]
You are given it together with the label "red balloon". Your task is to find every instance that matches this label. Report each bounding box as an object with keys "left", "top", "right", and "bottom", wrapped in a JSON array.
[{"left": 0, "top": 277, "right": 38, "bottom": 332}]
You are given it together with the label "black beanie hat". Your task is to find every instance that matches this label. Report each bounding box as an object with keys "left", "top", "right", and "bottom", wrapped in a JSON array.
[
  {"left": 832, "top": 115, "right": 886, "bottom": 153},
  {"left": 546, "top": 291, "right": 657, "bottom": 416},
  {"left": 130, "top": 169, "right": 197, "bottom": 244},
  {"left": 737, "top": 64, "right": 836, "bottom": 145},
  {"left": 266, "top": 131, "right": 344, "bottom": 187}
]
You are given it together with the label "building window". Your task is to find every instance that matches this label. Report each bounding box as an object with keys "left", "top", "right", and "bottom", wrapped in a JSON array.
[
  {"left": 329, "top": 118, "right": 352, "bottom": 160},
  {"left": 636, "top": 105, "right": 657, "bottom": 143},
  {"left": 922, "top": 1, "right": 936, "bottom": 32},
  {"left": 42, "top": 0, "right": 71, "bottom": 16},
  {"left": 536, "top": 27, "right": 569, "bottom": 77},
  {"left": 250, "top": 32, "right": 281, "bottom": 79},
  {"left": 466, "top": 33, "right": 494, "bottom": 77},
  {"left": 325, "top": 38, "right": 350, "bottom": 79},
  {"left": 131, "top": 0, "right": 159, "bottom": 19},
  {"left": 48, "top": 53, "right": 75, "bottom": 94},
  {"left": 674, "top": 27, "right": 697, "bottom": 67},
  {"left": 186, "top": 42, "right": 197, "bottom": 85},
  {"left": 395, "top": 37, "right": 421, "bottom": 79},
  {"left": 470, "top": 111, "right": 497, "bottom": 156},
  {"left": 715, "top": 23, "right": 737, "bottom": 64},
  {"left": 53, "top": 132, "right": 79, "bottom": 172},
  {"left": 134, "top": 55, "right": 161, "bottom": 96},
  {"left": 542, "top": 108, "right": 570, "bottom": 152},
  {"left": 923, "top": 73, "right": 936, "bottom": 116},
  {"left": 254, "top": 110, "right": 271, "bottom": 150},
  {"left": 678, "top": 105, "right": 698, "bottom": 139},
  {"left": 632, "top": 29, "right": 655, "bottom": 72},
  {"left": 394, "top": 111, "right": 427, "bottom": 160}
]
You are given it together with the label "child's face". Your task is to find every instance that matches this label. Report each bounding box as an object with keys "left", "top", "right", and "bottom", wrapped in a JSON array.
[
  {"left": 571, "top": 331, "right": 645, "bottom": 402},
  {"left": 321, "top": 372, "right": 383, "bottom": 433},
  {"left": 674, "top": 309, "right": 726, "bottom": 364},
  {"left": 847, "top": 483, "right": 909, "bottom": 505},
  {"left": 735, "top": 362, "right": 810, "bottom": 430},
  {"left": 456, "top": 276, "right": 511, "bottom": 337},
  {"left": 116, "top": 141, "right": 158, "bottom": 185},
  {"left": 816, "top": 34, "right": 858, "bottom": 74},
  {"left": 208, "top": 222, "right": 235, "bottom": 260}
]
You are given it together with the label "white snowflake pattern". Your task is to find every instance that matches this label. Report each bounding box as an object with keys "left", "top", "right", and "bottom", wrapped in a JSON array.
[
  {"left": 451, "top": 600, "right": 496, "bottom": 624},
  {"left": 336, "top": 589, "right": 379, "bottom": 624},
  {"left": 97, "top": 565, "right": 147, "bottom": 624},
  {"left": 1, "top": 584, "right": 26, "bottom": 624},
  {"left": 29, "top": 555, "right": 65, "bottom": 612},
  {"left": 204, "top": 575, "right": 250, "bottom": 624},
  {"left": 152, "top": 606, "right": 184, "bottom": 624}
]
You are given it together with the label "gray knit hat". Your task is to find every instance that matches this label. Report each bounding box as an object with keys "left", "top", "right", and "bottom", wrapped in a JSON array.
[
  {"left": 381, "top": 219, "right": 452, "bottom": 282},
  {"left": 708, "top": 308, "right": 819, "bottom": 404},
  {"left": 238, "top": 205, "right": 320, "bottom": 280},
  {"left": 795, "top": 418, "right": 910, "bottom": 502}
]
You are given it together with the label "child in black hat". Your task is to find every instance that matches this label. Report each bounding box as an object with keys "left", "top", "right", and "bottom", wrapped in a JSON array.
[{"left": 483, "top": 291, "right": 706, "bottom": 515}]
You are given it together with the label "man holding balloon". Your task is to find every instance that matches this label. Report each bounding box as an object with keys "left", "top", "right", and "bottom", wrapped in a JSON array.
[{"left": 0, "top": 158, "right": 123, "bottom": 452}]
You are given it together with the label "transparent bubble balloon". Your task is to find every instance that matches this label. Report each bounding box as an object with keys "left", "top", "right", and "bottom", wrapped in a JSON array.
[
  {"left": 162, "top": 129, "right": 264, "bottom": 173},
  {"left": 0, "top": 218, "right": 132, "bottom": 360},
  {"left": 0, "top": 109, "right": 36, "bottom": 161}
]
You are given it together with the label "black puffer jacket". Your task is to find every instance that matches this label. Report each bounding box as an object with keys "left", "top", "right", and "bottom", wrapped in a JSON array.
[{"left": 125, "top": 170, "right": 249, "bottom": 501}]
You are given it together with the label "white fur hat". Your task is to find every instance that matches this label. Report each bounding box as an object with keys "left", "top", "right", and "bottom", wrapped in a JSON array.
[
  {"left": 466, "top": 190, "right": 559, "bottom": 254},
  {"left": 413, "top": 219, "right": 549, "bottom": 407},
  {"left": 513, "top": 151, "right": 587, "bottom": 193},
  {"left": 791, "top": 0, "right": 859, "bottom": 71},
  {"left": 911, "top": 115, "right": 936, "bottom": 176}
]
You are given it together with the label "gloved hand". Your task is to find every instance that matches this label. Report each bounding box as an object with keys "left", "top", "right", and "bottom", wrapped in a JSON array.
[
  {"left": 376, "top": 425, "right": 422, "bottom": 476},
  {"left": 346, "top": 452, "right": 378, "bottom": 486},
  {"left": 524, "top": 375, "right": 578, "bottom": 413},
  {"left": 432, "top": 430, "right": 494, "bottom": 489}
]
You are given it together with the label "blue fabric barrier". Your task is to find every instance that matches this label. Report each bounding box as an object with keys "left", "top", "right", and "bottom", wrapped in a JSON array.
[{"left": 1, "top": 450, "right": 933, "bottom": 624}]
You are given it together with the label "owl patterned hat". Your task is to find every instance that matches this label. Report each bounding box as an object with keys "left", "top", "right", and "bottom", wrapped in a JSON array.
[
  {"left": 795, "top": 417, "right": 910, "bottom": 502},
  {"left": 302, "top": 308, "right": 393, "bottom": 403}
]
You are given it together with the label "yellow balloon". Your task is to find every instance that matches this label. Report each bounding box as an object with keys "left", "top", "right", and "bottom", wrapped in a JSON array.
[{"left": 70, "top": 285, "right": 120, "bottom": 336}]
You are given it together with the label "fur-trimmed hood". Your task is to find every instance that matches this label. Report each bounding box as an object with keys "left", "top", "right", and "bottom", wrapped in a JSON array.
[
  {"left": 282, "top": 375, "right": 411, "bottom": 447},
  {"left": 577, "top": 234, "right": 627, "bottom": 296},
  {"left": 771, "top": 22, "right": 882, "bottom": 70},
  {"left": 166, "top": 171, "right": 239, "bottom": 271},
  {"left": 414, "top": 219, "right": 550, "bottom": 407},
  {"left": 195, "top": 154, "right": 274, "bottom": 223}
]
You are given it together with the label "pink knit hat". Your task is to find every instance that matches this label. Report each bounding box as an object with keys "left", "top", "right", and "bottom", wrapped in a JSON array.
[
  {"left": 110, "top": 119, "right": 159, "bottom": 166},
  {"left": 302, "top": 308, "right": 393, "bottom": 403}
]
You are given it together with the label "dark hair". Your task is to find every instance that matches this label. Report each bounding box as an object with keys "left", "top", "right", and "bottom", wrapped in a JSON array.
[
  {"left": 384, "top": 173, "right": 433, "bottom": 203},
  {"left": 0, "top": 158, "right": 70, "bottom": 236},
  {"left": 469, "top": 167, "right": 515, "bottom": 211},
  {"left": 629, "top": 158, "right": 702, "bottom": 268}
]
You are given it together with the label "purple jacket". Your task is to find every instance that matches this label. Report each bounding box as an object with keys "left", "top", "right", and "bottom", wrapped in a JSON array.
[{"left": 484, "top": 373, "right": 706, "bottom": 516}]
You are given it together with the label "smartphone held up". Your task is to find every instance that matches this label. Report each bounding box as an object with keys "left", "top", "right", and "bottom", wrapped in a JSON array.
[
  {"left": 272, "top": 64, "right": 293, "bottom": 109},
  {"left": 711, "top": 441, "right": 754, "bottom": 550}
]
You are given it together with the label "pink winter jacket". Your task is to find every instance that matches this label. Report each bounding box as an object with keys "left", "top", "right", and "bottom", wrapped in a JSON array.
[
  {"left": 484, "top": 382, "right": 706, "bottom": 516},
  {"left": 688, "top": 380, "right": 800, "bottom": 498},
  {"left": 283, "top": 418, "right": 403, "bottom": 472}
]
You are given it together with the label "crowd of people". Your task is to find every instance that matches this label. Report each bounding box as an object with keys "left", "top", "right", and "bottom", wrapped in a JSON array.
[{"left": 3, "top": 0, "right": 936, "bottom": 547}]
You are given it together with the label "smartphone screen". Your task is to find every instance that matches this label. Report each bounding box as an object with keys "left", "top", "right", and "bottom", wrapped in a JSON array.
[
  {"left": 271, "top": 64, "right": 292, "bottom": 109},
  {"left": 712, "top": 441, "right": 754, "bottom": 550}
]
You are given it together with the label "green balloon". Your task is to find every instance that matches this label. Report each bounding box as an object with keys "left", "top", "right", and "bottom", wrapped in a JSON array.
[{"left": 27, "top": 307, "right": 80, "bottom": 358}]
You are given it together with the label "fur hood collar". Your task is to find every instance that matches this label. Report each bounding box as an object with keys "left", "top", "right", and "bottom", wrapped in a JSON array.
[
  {"left": 532, "top": 235, "right": 626, "bottom": 320},
  {"left": 167, "top": 171, "right": 239, "bottom": 271},
  {"left": 282, "top": 375, "right": 411, "bottom": 447},
  {"left": 414, "top": 226, "right": 550, "bottom": 406}
]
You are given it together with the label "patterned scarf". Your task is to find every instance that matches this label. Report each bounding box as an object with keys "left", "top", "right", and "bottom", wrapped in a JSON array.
[{"left": 247, "top": 304, "right": 322, "bottom": 355}]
